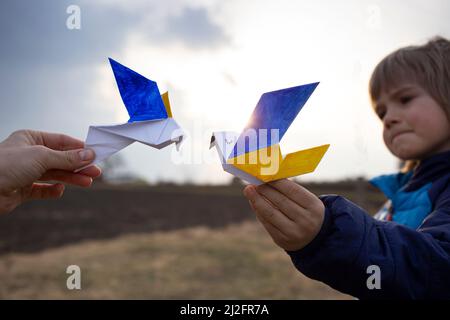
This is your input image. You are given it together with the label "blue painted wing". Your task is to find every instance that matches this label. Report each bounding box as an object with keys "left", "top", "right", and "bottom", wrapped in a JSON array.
[
  {"left": 108, "top": 58, "right": 168, "bottom": 122},
  {"left": 229, "top": 82, "right": 319, "bottom": 158}
]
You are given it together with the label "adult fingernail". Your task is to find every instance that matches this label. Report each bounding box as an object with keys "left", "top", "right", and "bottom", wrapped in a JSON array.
[{"left": 78, "top": 149, "right": 94, "bottom": 161}]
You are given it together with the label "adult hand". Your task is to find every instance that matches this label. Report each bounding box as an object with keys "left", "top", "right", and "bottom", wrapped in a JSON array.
[{"left": 0, "top": 130, "right": 101, "bottom": 214}]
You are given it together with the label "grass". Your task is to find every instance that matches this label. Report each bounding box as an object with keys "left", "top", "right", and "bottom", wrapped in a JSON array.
[{"left": 0, "top": 221, "right": 350, "bottom": 299}]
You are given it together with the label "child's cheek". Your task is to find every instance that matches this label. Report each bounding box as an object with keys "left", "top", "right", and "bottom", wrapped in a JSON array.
[
  {"left": 382, "top": 130, "right": 393, "bottom": 150},
  {"left": 411, "top": 112, "right": 437, "bottom": 138},
  {"left": 407, "top": 96, "right": 441, "bottom": 133},
  {"left": 382, "top": 127, "right": 389, "bottom": 143}
]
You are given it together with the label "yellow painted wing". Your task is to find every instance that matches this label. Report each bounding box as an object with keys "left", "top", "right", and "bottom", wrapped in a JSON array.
[
  {"left": 228, "top": 144, "right": 330, "bottom": 182},
  {"left": 161, "top": 91, "right": 173, "bottom": 118}
]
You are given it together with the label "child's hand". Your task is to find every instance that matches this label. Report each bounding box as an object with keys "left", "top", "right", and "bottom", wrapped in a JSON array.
[
  {"left": 0, "top": 130, "right": 102, "bottom": 214},
  {"left": 243, "top": 179, "right": 325, "bottom": 251}
]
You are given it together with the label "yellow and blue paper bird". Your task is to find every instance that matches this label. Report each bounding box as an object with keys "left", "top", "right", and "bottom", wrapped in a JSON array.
[{"left": 210, "top": 82, "right": 329, "bottom": 185}]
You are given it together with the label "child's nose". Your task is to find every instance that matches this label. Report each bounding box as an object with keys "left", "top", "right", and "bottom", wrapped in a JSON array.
[{"left": 383, "top": 109, "right": 401, "bottom": 129}]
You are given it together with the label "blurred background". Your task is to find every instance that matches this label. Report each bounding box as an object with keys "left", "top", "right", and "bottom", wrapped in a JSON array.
[{"left": 0, "top": 0, "right": 448, "bottom": 299}]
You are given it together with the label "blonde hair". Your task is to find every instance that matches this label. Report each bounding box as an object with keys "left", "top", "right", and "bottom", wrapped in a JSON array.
[{"left": 369, "top": 36, "right": 450, "bottom": 172}]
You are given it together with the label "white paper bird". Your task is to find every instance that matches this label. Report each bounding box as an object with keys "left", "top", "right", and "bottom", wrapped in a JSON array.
[{"left": 81, "top": 58, "right": 184, "bottom": 169}]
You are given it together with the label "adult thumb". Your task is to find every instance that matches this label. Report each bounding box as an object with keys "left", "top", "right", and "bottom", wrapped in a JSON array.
[{"left": 43, "top": 148, "right": 96, "bottom": 171}]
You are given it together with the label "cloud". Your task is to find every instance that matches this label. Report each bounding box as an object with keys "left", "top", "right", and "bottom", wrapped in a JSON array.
[
  {"left": 0, "top": 0, "right": 449, "bottom": 184},
  {"left": 0, "top": 0, "right": 232, "bottom": 184},
  {"left": 0, "top": 0, "right": 228, "bottom": 134},
  {"left": 0, "top": 0, "right": 138, "bottom": 68},
  {"left": 161, "top": 7, "right": 229, "bottom": 48}
]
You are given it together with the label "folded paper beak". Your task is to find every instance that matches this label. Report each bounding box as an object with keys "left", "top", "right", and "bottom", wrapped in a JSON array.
[
  {"left": 209, "top": 135, "right": 216, "bottom": 149},
  {"left": 175, "top": 135, "right": 184, "bottom": 151}
]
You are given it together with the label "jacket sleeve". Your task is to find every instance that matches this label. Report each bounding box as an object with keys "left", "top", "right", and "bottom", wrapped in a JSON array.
[{"left": 286, "top": 191, "right": 450, "bottom": 299}]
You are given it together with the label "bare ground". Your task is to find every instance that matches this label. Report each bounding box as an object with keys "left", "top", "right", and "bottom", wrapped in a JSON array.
[{"left": 0, "top": 180, "right": 384, "bottom": 299}]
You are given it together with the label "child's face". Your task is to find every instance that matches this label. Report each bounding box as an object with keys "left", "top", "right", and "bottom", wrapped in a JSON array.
[{"left": 374, "top": 84, "right": 450, "bottom": 161}]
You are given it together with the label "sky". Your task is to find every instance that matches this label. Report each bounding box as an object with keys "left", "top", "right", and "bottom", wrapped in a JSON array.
[{"left": 0, "top": 0, "right": 449, "bottom": 184}]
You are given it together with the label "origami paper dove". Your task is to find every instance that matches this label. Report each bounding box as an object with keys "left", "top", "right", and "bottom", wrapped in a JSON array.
[
  {"left": 82, "top": 58, "right": 184, "bottom": 169},
  {"left": 210, "top": 82, "right": 329, "bottom": 185}
]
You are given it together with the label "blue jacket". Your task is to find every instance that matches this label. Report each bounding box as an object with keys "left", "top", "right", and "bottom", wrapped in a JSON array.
[{"left": 287, "top": 150, "right": 450, "bottom": 299}]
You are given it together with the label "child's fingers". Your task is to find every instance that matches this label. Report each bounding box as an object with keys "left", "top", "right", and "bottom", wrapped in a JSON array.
[
  {"left": 243, "top": 185, "right": 293, "bottom": 232},
  {"left": 256, "top": 184, "right": 303, "bottom": 222},
  {"left": 269, "top": 179, "right": 318, "bottom": 209},
  {"left": 250, "top": 201, "right": 290, "bottom": 245}
]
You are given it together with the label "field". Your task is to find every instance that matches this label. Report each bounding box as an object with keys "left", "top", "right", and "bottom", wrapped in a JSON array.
[{"left": 0, "top": 180, "right": 385, "bottom": 299}]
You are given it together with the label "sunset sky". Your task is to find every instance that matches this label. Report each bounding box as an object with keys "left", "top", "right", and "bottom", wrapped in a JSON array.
[{"left": 1, "top": 0, "right": 449, "bottom": 184}]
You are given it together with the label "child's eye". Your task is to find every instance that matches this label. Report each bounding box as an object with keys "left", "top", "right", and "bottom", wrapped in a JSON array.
[
  {"left": 377, "top": 110, "right": 386, "bottom": 120},
  {"left": 375, "top": 105, "right": 386, "bottom": 119},
  {"left": 400, "top": 95, "right": 414, "bottom": 104}
]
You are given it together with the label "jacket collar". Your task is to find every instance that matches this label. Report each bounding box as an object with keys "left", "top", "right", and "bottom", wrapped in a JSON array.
[
  {"left": 370, "top": 149, "right": 450, "bottom": 197},
  {"left": 405, "top": 149, "right": 450, "bottom": 191}
]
